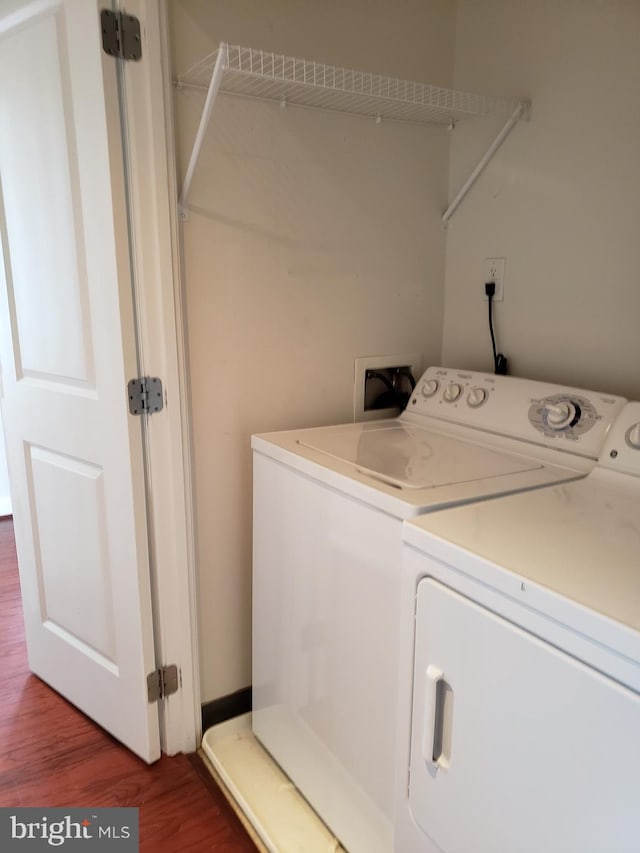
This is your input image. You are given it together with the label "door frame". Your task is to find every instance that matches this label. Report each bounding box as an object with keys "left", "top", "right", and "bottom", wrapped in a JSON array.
[{"left": 115, "top": 0, "right": 200, "bottom": 754}]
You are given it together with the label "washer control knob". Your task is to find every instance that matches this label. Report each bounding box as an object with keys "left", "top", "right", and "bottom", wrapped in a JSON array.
[
  {"left": 467, "top": 387, "right": 487, "bottom": 408},
  {"left": 627, "top": 423, "right": 640, "bottom": 449},
  {"left": 443, "top": 382, "right": 463, "bottom": 403},
  {"left": 421, "top": 379, "right": 439, "bottom": 398},
  {"left": 544, "top": 401, "right": 576, "bottom": 429}
]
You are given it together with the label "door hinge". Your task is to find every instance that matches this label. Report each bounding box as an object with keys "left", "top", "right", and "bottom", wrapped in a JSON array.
[
  {"left": 101, "top": 9, "right": 142, "bottom": 61},
  {"left": 147, "top": 664, "right": 180, "bottom": 702},
  {"left": 128, "top": 377, "right": 163, "bottom": 415}
]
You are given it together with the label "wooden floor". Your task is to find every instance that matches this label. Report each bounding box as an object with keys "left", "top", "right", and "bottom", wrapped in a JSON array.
[{"left": 0, "top": 517, "right": 257, "bottom": 851}]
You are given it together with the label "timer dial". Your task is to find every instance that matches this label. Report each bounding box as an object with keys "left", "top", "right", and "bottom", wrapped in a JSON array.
[
  {"left": 543, "top": 401, "right": 576, "bottom": 430},
  {"left": 529, "top": 394, "right": 596, "bottom": 438}
]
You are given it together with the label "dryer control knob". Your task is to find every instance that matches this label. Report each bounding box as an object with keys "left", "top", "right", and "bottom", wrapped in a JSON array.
[
  {"left": 421, "top": 379, "right": 439, "bottom": 398},
  {"left": 627, "top": 423, "right": 640, "bottom": 449},
  {"left": 467, "top": 387, "right": 487, "bottom": 408},
  {"left": 443, "top": 382, "right": 463, "bottom": 403},
  {"left": 544, "top": 401, "right": 575, "bottom": 429}
]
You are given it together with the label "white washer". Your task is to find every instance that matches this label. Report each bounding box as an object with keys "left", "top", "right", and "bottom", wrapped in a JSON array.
[
  {"left": 251, "top": 367, "right": 625, "bottom": 853},
  {"left": 396, "top": 401, "right": 640, "bottom": 853}
]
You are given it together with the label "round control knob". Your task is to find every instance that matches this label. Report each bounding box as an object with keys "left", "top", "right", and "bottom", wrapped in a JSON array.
[
  {"left": 421, "top": 379, "right": 439, "bottom": 398},
  {"left": 544, "top": 401, "right": 576, "bottom": 430},
  {"left": 467, "top": 387, "right": 487, "bottom": 408},
  {"left": 627, "top": 423, "right": 640, "bottom": 449},
  {"left": 443, "top": 382, "right": 463, "bottom": 403}
]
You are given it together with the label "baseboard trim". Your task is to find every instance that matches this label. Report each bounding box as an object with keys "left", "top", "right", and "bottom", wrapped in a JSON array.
[{"left": 201, "top": 686, "right": 252, "bottom": 732}]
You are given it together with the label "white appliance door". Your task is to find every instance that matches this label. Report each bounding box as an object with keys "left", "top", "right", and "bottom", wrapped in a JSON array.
[
  {"left": 408, "top": 578, "right": 640, "bottom": 853},
  {"left": 0, "top": 0, "right": 160, "bottom": 761}
]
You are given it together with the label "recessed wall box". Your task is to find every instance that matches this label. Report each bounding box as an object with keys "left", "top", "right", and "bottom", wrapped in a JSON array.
[{"left": 354, "top": 354, "right": 422, "bottom": 422}]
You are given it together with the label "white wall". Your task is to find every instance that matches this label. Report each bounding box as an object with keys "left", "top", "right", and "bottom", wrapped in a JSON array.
[
  {"left": 442, "top": 0, "right": 640, "bottom": 400},
  {"left": 169, "top": 1, "right": 456, "bottom": 702}
]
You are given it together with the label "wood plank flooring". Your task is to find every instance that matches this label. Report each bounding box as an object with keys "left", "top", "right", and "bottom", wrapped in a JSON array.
[{"left": 0, "top": 517, "right": 257, "bottom": 851}]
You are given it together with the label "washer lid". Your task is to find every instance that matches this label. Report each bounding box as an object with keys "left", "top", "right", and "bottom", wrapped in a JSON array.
[{"left": 297, "top": 423, "right": 541, "bottom": 490}]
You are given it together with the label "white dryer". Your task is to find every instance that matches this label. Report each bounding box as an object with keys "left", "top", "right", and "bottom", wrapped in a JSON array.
[
  {"left": 396, "top": 401, "right": 640, "bottom": 853},
  {"left": 251, "top": 367, "right": 625, "bottom": 853}
]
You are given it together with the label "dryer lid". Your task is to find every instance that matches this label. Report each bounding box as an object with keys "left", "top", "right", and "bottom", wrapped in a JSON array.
[{"left": 297, "top": 423, "right": 541, "bottom": 490}]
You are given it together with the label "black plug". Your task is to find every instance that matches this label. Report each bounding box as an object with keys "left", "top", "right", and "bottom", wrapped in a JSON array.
[
  {"left": 485, "top": 281, "right": 508, "bottom": 375},
  {"left": 495, "top": 353, "right": 508, "bottom": 375}
]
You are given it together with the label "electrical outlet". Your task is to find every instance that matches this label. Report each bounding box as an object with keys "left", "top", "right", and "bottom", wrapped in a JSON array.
[{"left": 483, "top": 257, "right": 505, "bottom": 301}]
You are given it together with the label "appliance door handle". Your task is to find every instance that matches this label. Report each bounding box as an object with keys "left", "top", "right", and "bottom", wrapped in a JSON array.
[{"left": 422, "top": 664, "right": 445, "bottom": 769}]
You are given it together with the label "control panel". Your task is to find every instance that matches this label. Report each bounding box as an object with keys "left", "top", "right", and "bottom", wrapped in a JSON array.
[
  {"left": 599, "top": 401, "right": 640, "bottom": 476},
  {"left": 405, "top": 367, "right": 626, "bottom": 459}
]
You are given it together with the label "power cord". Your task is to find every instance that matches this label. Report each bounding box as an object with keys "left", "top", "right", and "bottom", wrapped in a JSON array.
[{"left": 485, "top": 282, "right": 508, "bottom": 375}]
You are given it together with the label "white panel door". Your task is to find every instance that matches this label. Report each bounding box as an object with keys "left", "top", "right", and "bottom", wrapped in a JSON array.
[
  {"left": 0, "top": 0, "right": 160, "bottom": 761},
  {"left": 0, "top": 409, "right": 11, "bottom": 515},
  {"left": 409, "top": 578, "right": 640, "bottom": 853}
]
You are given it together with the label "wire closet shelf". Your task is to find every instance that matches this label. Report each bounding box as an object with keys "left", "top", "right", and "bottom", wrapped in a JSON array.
[
  {"left": 177, "top": 43, "right": 524, "bottom": 126},
  {"left": 176, "top": 43, "right": 529, "bottom": 222}
]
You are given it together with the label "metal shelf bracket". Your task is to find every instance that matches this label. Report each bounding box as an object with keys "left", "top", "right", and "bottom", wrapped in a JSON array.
[
  {"left": 179, "top": 42, "right": 227, "bottom": 212},
  {"left": 442, "top": 101, "right": 528, "bottom": 227}
]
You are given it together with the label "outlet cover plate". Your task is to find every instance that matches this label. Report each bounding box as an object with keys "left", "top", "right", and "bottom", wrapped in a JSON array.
[
  {"left": 354, "top": 353, "right": 422, "bottom": 422},
  {"left": 483, "top": 257, "right": 505, "bottom": 301}
]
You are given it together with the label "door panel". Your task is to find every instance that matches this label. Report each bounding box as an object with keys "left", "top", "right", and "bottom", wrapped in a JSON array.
[
  {"left": 409, "top": 578, "right": 640, "bottom": 853},
  {"left": 2, "top": 7, "right": 93, "bottom": 385},
  {"left": 28, "top": 446, "right": 116, "bottom": 664},
  {"left": 0, "top": 0, "right": 160, "bottom": 761}
]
